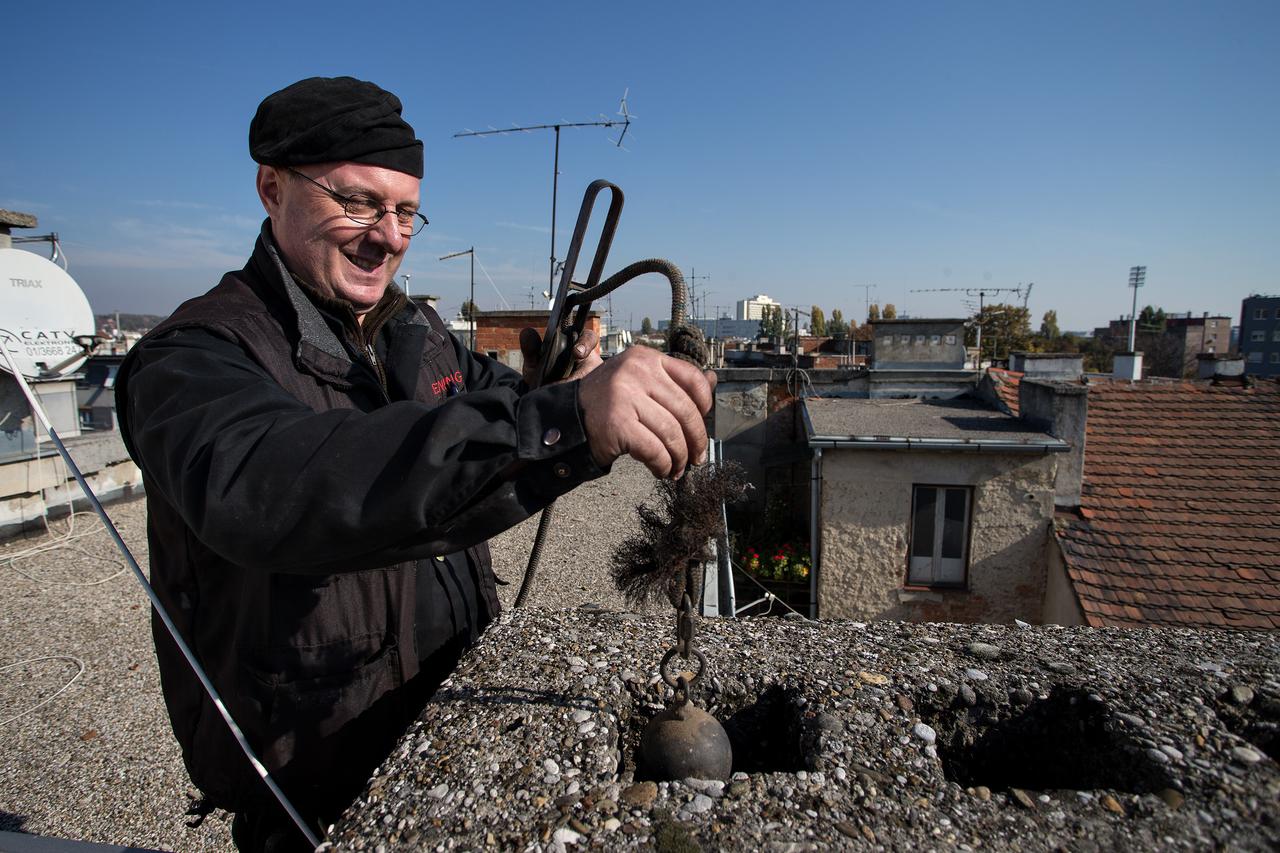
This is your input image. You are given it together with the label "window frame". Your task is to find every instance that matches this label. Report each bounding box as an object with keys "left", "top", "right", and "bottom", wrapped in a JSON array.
[{"left": 905, "top": 484, "right": 974, "bottom": 589}]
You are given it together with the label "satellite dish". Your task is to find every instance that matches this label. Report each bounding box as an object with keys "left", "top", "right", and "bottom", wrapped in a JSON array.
[{"left": 0, "top": 248, "right": 96, "bottom": 379}]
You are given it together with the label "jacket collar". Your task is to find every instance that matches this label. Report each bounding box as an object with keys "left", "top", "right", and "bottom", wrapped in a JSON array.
[{"left": 251, "top": 220, "right": 432, "bottom": 384}]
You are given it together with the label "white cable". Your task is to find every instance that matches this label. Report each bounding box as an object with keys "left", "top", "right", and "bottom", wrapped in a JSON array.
[
  {"left": 727, "top": 556, "right": 809, "bottom": 620},
  {"left": 473, "top": 255, "right": 512, "bottom": 309},
  {"left": 0, "top": 655, "right": 85, "bottom": 727},
  {"left": 0, "top": 346, "right": 322, "bottom": 850}
]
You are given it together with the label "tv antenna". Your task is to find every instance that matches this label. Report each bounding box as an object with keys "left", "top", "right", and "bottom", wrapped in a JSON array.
[
  {"left": 455, "top": 90, "right": 633, "bottom": 294},
  {"left": 852, "top": 284, "right": 878, "bottom": 321},
  {"left": 687, "top": 267, "right": 710, "bottom": 319},
  {"left": 909, "top": 285, "right": 1032, "bottom": 362}
]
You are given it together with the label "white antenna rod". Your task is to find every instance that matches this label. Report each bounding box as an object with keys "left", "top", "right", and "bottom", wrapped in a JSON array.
[{"left": 0, "top": 347, "right": 322, "bottom": 851}]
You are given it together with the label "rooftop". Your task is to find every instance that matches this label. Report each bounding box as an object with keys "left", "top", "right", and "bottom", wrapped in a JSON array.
[
  {"left": 804, "top": 396, "right": 1065, "bottom": 449},
  {"left": 1058, "top": 378, "right": 1280, "bottom": 630}
]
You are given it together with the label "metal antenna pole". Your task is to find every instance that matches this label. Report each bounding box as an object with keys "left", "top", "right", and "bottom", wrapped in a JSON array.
[
  {"left": 455, "top": 92, "right": 632, "bottom": 290},
  {"left": 440, "top": 247, "right": 477, "bottom": 349},
  {"left": 551, "top": 126, "right": 559, "bottom": 292},
  {"left": 687, "top": 268, "right": 710, "bottom": 319},
  {"left": 852, "top": 284, "right": 877, "bottom": 322},
  {"left": 977, "top": 290, "right": 985, "bottom": 362}
]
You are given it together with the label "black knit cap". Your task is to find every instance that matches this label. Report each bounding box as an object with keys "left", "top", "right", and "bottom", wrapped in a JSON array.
[{"left": 249, "top": 76, "right": 423, "bottom": 178}]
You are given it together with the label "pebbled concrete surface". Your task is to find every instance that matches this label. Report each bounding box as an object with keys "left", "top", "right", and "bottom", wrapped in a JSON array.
[
  {"left": 0, "top": 457, "right": 660, "bottom": 851},
  {"left": 331, "top": 610, "right": 1280, "bottom": 851}
]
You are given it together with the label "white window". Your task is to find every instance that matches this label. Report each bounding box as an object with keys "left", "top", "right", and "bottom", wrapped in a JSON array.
[
  {"left": 930, "top": 335, "right": 941, "bottom": 345},
  {"left": 1248, "top": 351, "right": 1263, "bottom": 363},
  {"left": 914, "top": 335, "right": 926, "bottom": 344},
  {"left": 1252, "top": 331, "right": 1266, "bottom": 342},
  {"left": 908, "top": 486, "right": 971, "bottom": 586},
  {"left": 1255, "top": 308, "right": 1268, "bottom": 320},
  {"left": 945, "top": 335, "right": 957, "bottom": 345}
]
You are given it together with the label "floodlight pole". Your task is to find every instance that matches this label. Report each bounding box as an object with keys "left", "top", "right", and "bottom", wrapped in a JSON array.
[
  {"left": 440, "top": 247, "right": 476, "bottom": 350},
  {"left": 1127, "top": 265, "right": 1147, "bottom": 352}
]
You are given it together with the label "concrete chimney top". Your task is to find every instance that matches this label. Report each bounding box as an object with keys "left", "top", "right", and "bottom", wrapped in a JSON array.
[
  {"left": 1197, "top": 353, "right": 1247, "bottom": 382},
  {"left": 1113, "top": 352, "right": 1143, "bottom": 382},
  {"left": 328, "top": 609, "right": 1280, "bottom": 850},
  {"left": 0, "top": 208, "right": 39, "bottom": 250}
]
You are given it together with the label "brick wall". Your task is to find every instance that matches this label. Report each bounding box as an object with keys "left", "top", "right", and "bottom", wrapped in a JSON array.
[{"left": 473, "top": 310, "right": 601, "bottom": 373}]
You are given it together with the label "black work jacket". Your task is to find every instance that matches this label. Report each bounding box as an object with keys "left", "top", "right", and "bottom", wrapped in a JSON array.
[{"left": 116, "top": 223, "right": 603, "bottom": 818}]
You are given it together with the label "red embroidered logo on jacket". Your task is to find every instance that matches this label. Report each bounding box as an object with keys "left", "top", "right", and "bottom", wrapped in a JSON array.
[{"left": 432, "top": 370, "right": 465, "bottom": 397}]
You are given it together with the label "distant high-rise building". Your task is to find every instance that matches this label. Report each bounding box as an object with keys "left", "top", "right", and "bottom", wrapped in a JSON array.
[
  {"left": 736, "top": 294, "right": 779, "bottom": 321},
  {"left": 1240, "top": 294, "right": 1280, "bottom": 378}
]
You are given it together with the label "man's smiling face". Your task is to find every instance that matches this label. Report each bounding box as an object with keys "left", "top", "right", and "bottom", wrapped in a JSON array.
[{"left": 258, "top": 162, "right": 420, "bottom": 315}]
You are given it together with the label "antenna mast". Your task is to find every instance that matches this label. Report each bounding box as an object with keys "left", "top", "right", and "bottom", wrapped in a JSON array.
[
  {"left": 455, "top": 90, "right": 633, "bottom": 294},
  {"left": 851, "top": 284, "right": 878, "bottom": 322},
  {"left": 687, "top": 267, "right": 711, "bottom": 320}
]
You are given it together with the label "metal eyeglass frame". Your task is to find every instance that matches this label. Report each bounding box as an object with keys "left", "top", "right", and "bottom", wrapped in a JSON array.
[{"left": 284, "top": 166, "right": 428, "bottom": 236}]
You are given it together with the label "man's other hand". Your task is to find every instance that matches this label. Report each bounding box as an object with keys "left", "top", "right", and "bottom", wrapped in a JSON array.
[
  {"left": 577, "top": 346, "right": 717, "bottom": 479},
  {"left": 519, "top": 327, "right": 603, "bottom": 387}
]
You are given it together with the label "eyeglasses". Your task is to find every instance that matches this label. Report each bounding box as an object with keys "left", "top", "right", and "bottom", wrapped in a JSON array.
[{"left": 285, "top": 167, "right": 429, "bottom": 236}]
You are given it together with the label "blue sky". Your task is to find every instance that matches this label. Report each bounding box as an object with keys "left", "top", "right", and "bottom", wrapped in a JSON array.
[{"left": 3, "top": 1, "right": 1277, "bottom": 332}]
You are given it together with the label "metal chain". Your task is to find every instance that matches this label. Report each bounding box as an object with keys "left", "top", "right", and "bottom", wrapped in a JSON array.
[{"left": 659, "top": 580, "right": 706, "bottom": 705}]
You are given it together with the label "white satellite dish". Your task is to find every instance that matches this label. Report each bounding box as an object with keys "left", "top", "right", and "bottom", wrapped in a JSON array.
[{"left": 0, "top": 247, "right": 96, "bottom": 379}]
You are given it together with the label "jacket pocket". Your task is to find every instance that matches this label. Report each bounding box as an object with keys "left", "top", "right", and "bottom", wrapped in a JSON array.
[{"left": 250, "top": 640, "right": 403, "bottom": 811}]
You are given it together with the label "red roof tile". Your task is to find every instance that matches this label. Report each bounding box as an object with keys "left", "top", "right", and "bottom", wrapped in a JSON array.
[
  {"left": 1057, "top": 378, "right": 1280, "bottom": 631},
  {"left": 984, "top": 367, "right": 1023, "bottom": 416}
]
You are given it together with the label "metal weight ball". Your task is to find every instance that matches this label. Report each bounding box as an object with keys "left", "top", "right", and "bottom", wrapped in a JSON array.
[{"left": 640, "top": 701, "right": 733, "bottom": 782}]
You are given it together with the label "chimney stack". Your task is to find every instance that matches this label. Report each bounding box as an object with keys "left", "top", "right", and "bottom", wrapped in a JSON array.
[
  {"left": 1113, "top": 352, "right": 1143, "bottom": 381},
  {"left": 1197, "top": 354, "right": 1246, "bottom": 384},
  {"left": 1020, "top": 379, "right": 1089, "bottom": 507}
]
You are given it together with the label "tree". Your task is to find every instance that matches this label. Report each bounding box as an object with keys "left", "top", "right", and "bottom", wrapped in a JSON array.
[
  {"left": 828, "top": 308, "right": 848, "bottom": 340},
  {"left": 758, "top": 305, "right": 786, "bottom": 339},
  {"left": 810, "top": 306, "right": 826, "bottom": 336},
  {"left": 867, "top": 303, "right": 881, "bottom": 322},
  {"left": 1138, "top": 305, "right": 1167, "bottom": 333},
  {"left": 641, "top": 317, "right": 654, "bottom": 335},
  {"left": 1040, "top": 309, "right": 1060, "bottom": 340},
  {"left": 964, "top": 303, "right": 1032, "bottom": 361},
  {"left": 882, "top": 303, "right": 897, "bottom": 319},
  {"left": 460, "top": 299, "right": 477, "bottom": 320}
]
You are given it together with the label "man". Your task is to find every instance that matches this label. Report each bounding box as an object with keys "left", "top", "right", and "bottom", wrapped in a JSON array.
[{"left": 116, "top": 76, "right": 714, "bottom": 851}]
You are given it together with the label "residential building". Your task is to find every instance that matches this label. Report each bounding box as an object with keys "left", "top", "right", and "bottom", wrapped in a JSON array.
[
  {"left": 1152, "top": 313, "right": 1232, "bottom": 378},
  {"left": 803, "top": 393, "right": 1069, "bottom": 622},
  {"left": 735, "top": 294, "right": 779, "bottom": 322},
  {"left": 659, "top": 317, "right": 763, "bottom": 340},
  {"left": 1239, "top": 294, "right": 1280, "bottom": 378},
  {"left": 1046, "top": 370, "right": 1280, "bottom": 629},
  {"left": 869, "top": 319, "right": 967, "bottom": 370}
]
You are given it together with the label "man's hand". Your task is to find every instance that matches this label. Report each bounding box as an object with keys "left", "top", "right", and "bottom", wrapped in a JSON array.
[
  {"left": 576, "top": 346, "right": 717, "bottom": 479},
  {"left": 519, "top": 327, "right": 603, "bottom": 387}
]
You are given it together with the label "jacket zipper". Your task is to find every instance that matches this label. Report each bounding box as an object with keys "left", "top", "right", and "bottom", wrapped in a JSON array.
[{"left": 365, "top": 342, "right": 390, "bottom": 401}]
